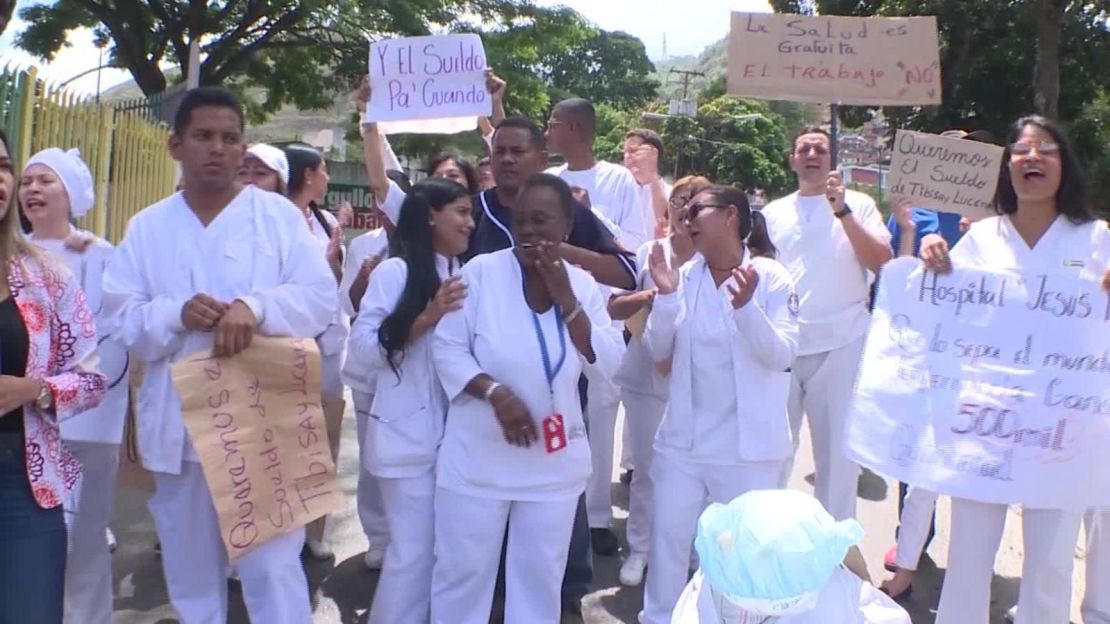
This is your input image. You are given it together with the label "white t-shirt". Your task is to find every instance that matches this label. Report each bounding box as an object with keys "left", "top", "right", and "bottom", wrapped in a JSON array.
[
  {"left": 548, "top": 161, "right": 649, "bottom": 250},
  {"left": 762, "top": 190, "right": 890, "bottom": 356}
]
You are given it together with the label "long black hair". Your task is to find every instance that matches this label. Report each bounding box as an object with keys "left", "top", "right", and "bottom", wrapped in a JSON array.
[
  {"left": 284, "top": 143, "right": 324, "bottom": 198},
  {"left": 698, "top": 185, "right": 776, "bottom": 259},
  {"left": 428, "top": 152, "right": 480, "bottom": 195},
  {"left": 378, "top": 177, "right": 469, "bottom": 375},
  {"left": 995, "top": 115, "right": 1093, "bottom": 224}
]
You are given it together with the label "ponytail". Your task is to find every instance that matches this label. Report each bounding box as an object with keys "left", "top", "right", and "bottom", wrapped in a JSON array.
[
  {"left": 697, "top": 184, "right": 777, "bottom": 260},
  {"left": 747, "top": 210, "right": 777, "bottom": 259}
]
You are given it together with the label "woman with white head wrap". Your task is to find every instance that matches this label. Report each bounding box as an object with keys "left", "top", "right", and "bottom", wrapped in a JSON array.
[
  {"left": 239, "top": 143, "right": 290, "bottom": 195},
  {"left": 21, "top": 147, "right": 130, "bottom": 624},
  {"left": 671, "top": 490, "right": 910, "bottom": 624}
]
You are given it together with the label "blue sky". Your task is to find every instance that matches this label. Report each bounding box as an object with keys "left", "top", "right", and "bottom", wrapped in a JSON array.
[{"left": 0, "top": 0, "right": 771, "bottom": 95}]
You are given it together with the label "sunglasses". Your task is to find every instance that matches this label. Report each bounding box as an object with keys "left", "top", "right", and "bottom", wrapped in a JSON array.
[
  {"left": 1011, "top": 140, "right": 1060, "bottom": 156},
  {"left": 683, "top": 202, "right": 729, "bottom": 223}
]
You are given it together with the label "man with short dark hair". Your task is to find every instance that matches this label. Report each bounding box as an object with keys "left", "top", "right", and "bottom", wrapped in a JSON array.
[
  {"left": 103, "top": 86, "right": 336, "bottom": 623},
  {"left": 623, "top": 129, "right": 671, "bottom": 239},
  {"left": 762, "top": 126, "right": 892, "bottom": 522}
]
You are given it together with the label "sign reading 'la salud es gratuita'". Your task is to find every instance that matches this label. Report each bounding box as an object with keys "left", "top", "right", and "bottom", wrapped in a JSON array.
[
  {"left": 847, "top": 258, "right": 1110, "bottom": 511},
  {"left": 727, "top": 12, "right": 941, "bottom": 106}
]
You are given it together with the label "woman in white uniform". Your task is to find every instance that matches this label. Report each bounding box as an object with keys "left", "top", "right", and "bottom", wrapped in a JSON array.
[
  {"left": 608, "top": 175, "right": 708, "bottom": 587},
  {"left": 921, "top": 115, "right": 1110, "bottom": 624},
  {"left": 20, "top": 148, "right": 129, "bottom": 624},
  {"left": 430, "top": 173, "right": 622, "bottom": 624},
  {"left": 349, "top": 178, "right": 473, "bottom": 623},
  {"left": 639, "top": 184, "right": 799, "bottom": 624},
  {"left": 284, "top": 143, "right": 348, "bottom": 558},
  {"left": 239, "top": 143, "right": 289, "bottom": 195}
]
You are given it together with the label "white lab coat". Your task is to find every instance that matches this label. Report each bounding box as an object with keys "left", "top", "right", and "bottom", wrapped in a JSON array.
[
  {"left": 32, "top": 228, "right": 129, "bottom": 624},
  {"left": 936, "top": 214, "right": 1110, "bottom": 624},
  {"left": 432, "top": 248, "right": 622, "bottom": 501},
  {"left": 102, "top": 187, "right": 337, "bottom": 474},
  {"left": 349, "top": 254, "right": 457, "bottom": 478},
  {"left": 32, "top": 229, "right": 129, "bottom": 444},
  {"left": 303, "top": 206, "right": 349, "bottom": 397},
  {"left": 645, "top": 252, "right": 797, "bottom": 464},
  {"left": 670, "top": 569, "right": 911, "bottom": 624}
]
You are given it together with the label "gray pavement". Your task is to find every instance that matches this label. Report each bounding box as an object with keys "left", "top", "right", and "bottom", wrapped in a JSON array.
[{"left": 110, "top": 402, "right": 1088, "bottom": 623}]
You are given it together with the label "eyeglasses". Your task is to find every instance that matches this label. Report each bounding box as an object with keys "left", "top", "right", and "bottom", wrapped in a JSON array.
[
  {"left": 1011, "top": 140, "right": 1060, "bottom": 156},
  {"left": 683, "top": 202, "right": 729, "bottom": 222},
  {"left": 668, "top": 195, "right": 691, "bottom": 208},
  {"left": 794, "top": 144, "right": 829, "bottom": 156}
]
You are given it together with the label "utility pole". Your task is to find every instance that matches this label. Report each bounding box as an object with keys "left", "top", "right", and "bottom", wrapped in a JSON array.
[{"left": 668, "top": 68, "right": 705, "bottom": 100}]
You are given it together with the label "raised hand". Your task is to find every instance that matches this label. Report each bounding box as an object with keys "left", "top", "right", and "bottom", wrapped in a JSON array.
[
  {"left": 826, "top": 171, "right": 847, "bottom": 213},
  {"left": 648, "top": 241, "right": 678, "bottom": 295},
  {"left": 919, "top": 234, "right": 953, "bottom": 274},
  {"left": 726, "top": 266, "right": 759, "bottom": 309},
  {"left": 534, "top": 242, "right": 576, "bottom": 309}
]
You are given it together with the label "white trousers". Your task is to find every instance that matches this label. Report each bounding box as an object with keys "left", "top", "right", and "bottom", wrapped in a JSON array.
[
  {"left": 1084, "top": 509, "right": 1110, "bottom": 623},
  {"left": 148, "top": 461, "right": 312, "bottom": 624},
  {"left": 781, "top": 335, "right": 866, "bottom": 520},
  {"left": 621, "top": 389, "right": 667, "bottom": 557},
  {"left": 369, "top": 470, "right": 436, "bottom": 624},
  {"left": 63, "top": 441, "right": 120, "bottom": 624},
  {"left": 586, "top": 378, "right": 622, "bottom": 529},
  {"left": 936, "top": 498, "right": 1081, "bottom": 624},
  {"left": 430, "top": 488, "right": 578, "bottom": 624},
  {"left": 894, "top": 486, "right": 939, "bottom": 571},
  {"left": 353, "top": 391, "right": 391, "bottom": 551},
  {"left": 639, "top": 453, "right": 783, "bottom": 624}
]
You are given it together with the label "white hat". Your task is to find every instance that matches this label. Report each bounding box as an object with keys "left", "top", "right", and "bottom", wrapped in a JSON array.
[
  {"left": 245, "top": 143, "right": 290, "bottom": 186},
  {"left": 24, "top": 148, "right": 95, "bottom": 219}
]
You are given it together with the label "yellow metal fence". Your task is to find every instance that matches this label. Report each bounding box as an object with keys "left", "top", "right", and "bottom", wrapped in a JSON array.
[{"left": 0, "top": 65, "right": 176, "bottom": 243}]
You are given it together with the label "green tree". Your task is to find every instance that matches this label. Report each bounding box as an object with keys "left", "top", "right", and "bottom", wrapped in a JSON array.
[
  {"left": 14, "top": 0, "right": 583, "bottom": 118},
  {"left": 544, "top": 30, "right": 659, "bottom": 110},
  {"left": 657, "top": 93, "right": 791, "bottom": 195}
]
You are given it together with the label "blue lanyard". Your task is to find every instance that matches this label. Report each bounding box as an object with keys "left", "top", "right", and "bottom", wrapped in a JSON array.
[{"left": 523, "top": 279, "right": 567, "bottom": 397}]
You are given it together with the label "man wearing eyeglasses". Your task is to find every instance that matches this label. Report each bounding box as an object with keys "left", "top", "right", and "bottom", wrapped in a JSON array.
[{"left": 761, "top": 126, "right": 892, "bottom": 523}]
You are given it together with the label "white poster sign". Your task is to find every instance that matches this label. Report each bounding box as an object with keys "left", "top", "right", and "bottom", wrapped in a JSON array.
[
  {"left": 368, "top": 34, "right": 491, "bottom": 124},
  {"left": 847, "top": 257, "right": 1110, "bottom": 510}
]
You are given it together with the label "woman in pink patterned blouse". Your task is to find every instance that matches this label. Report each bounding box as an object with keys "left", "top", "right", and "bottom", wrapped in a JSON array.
[{"left": 0, "top": 128, "right": 106, "bottom": 622}]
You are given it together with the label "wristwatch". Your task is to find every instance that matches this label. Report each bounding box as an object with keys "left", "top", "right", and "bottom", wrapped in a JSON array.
[
  {"left": 834, "top": 206, "right": 853, "bottom": 219},
  {"left": 35, "top": 382, "right": 53, "bottom": 411}
]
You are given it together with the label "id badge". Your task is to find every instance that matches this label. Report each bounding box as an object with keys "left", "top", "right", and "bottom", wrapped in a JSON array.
[{"left": 543, "top": 414, "right": 568, "bottom": 454}]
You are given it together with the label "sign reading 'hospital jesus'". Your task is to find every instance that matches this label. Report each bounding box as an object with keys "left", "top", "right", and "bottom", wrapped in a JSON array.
[
  {"left": 887, "top": 130, "right": 1005, "bottom": 219},
  {"left": 727, "top": 13, "right": 941, "bottom": 106},
  {"left": 846, "top": 258, "right": 1110, "bottom": 510},
  {"left": 173, "top": 337, "right": 343, "bottom": 560},
  {"left": 368, "top": 34, "right": 491, "bottom": 123}
]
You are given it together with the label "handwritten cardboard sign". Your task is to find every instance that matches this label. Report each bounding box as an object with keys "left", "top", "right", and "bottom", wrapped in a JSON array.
[
  {"left": 847, "top": 258, "right": 1110, "bottom": 510},
  {"left": 726, "top": 12, "right": 941, "bottom": 106},
  {"left": 368, "top": 34, "right": 491, "bottom": 124},
  {"left": 172, "top": 337, "right": 343, "bottom": 560},
  {"left": 888, "top": 130, "right": 1004, "bottom": 218}
]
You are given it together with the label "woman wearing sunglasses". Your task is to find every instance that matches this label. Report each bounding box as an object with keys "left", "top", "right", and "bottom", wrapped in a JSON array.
[
  {"left": 921, "top": 116, "right": 1110, "bottom": 624},
  {"left": 607, "top": 175, "right": 709, "bottom": 588},
  {"left": 638, "top": 184, "right": 799, "bottom": 624}
]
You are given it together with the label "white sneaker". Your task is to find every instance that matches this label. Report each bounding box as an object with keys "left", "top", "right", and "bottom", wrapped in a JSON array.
[
  {"left": 364, "top": 548, "right": 387, "bottom": 570},
  {"left": 227, "top": 567, "right": 240, "bottom": 582},
  {"left": 1005, "top": 605, "right": 1017, "bottom": 622},
  {"left": 106, "top": 528, "right": 117, "bottom": 553},
  {"left": 305, "top": 538, "right": 334, "bottom": 560},
  {"left": 619, "top": 554, "right": 647, "bottom": 587}
]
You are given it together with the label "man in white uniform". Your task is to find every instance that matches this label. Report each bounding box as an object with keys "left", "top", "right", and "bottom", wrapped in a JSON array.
[
  {"left": 762, "top": 127, "right": 891, "bottom": 521},
  {"left": 102, "top": 87, "right": 337, "bottom": 624},
  {"left": 623, "top": 129, "right": 672, "bottom": 240},
  {"left": 545, "top": 98, "right": 647, "bottom": 556}
]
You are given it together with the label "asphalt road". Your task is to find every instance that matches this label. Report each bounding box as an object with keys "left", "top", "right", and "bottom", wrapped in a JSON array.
[{"left": 109, "top": 401, "right": 1089, "bottom": 623}]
